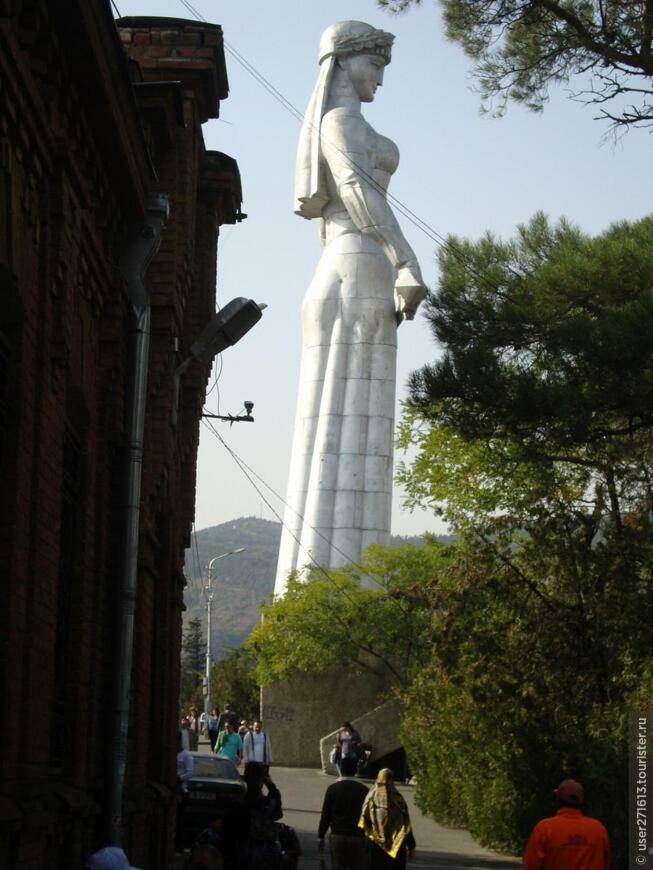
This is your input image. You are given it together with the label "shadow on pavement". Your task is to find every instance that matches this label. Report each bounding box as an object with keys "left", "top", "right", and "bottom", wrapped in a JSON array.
[
  {"left": 296, "top": 839, "right": 518, "bottom": 869},
  {"left": 408, "top": 852, "right": 518, "bottom": 869}
]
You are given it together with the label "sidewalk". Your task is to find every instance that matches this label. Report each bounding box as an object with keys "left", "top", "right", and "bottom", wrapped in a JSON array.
[
  {"left": 273, "top": 766, "right": 521, "bottom": 869},
  {"left": 175, "top": 751, "right": 521, "bottom": 868}
]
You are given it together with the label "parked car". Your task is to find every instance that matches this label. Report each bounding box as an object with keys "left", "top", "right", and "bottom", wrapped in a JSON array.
[{"left": 179, "top": 753, "right": 246, "bottom": 848}]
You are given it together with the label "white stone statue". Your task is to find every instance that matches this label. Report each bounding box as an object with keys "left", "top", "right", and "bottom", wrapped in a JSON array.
[{"left": 275, "top": 20, "right": 427, "bottom": 594}]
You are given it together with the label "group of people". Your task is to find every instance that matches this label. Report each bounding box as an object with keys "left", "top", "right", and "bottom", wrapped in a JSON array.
[
  {"left": 319, "top": 766, "right": 611, "bottom": 870},
  {"left": 202, "top": 703, "right": 274, "bottom": 768},
  {"left": 179, "top": 703, "right": 274, "bottom": 771},
  {"left": 319, "top": 759, "right": 415, "bottom": 870}
]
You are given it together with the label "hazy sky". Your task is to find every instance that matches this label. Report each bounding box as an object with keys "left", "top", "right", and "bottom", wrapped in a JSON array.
[{"left": 118, "top": 0, "right": 651, "bottom": 536}]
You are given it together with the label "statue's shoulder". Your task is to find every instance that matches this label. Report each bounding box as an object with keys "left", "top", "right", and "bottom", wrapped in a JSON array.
[{"left": 321, "top": 107, "right": 372, "bottom": 143}]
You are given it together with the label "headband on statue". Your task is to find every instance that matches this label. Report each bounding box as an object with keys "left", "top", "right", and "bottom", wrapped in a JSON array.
[{"left": 319, "top": 29, "right": 394, "bottom": 64}]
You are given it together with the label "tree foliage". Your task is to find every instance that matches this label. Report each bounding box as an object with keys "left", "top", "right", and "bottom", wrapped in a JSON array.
[
  {"left": 247, "top": 542, "right": 451, "bottom": 689},
  {"left": 180, "top": 617, "right": 205, "bottom": 711},
  {"left": 401, "top": 212, "right": 653, "bottom": 530},
  {"left": 211, "top": 648, "right": 260, "bottom": 722},
  {"left": 380, "top": 0, "right": 653, "bottom": 129},
  {"left": 395, "top": 213, "right": 653, "bottom": 863}
]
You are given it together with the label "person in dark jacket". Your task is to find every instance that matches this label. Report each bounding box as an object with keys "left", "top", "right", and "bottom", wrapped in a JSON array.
[
  {"left": 318, "top": 755, "right": 369, "bottom": 870},
  {"left": 240, "top": 762, "right": 284, "bottom": 869},
  {"left": 216, "top": 703, "right": 238, "bottom": 732}
]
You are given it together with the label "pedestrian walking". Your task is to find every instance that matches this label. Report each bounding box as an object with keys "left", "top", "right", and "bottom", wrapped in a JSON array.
[
  {"left": 523, "top": 778, "right": 610, "bottom": 870},
  {"left": 180, "top": 715, "right": 191, "bottom": 751},
  {"left": 318, "top": 755, "right": 368, "bottom": 870},
  {"left": 215, "top": 718, "right": 243, "bottom": 765},
  {"left": 239, "top": 719, "right": 250, "bottom": 739},
  {"left": 205, "top": 706, "right": 220, "bottom": 751},
  {"left": 243, "top": 719, "right": 273, "bottom": 770},
  {"left": 216, "top": 702, "right": 238, "bottom": 732},
  {"left": 334, "top": 721, "right": 363, "bottom": 775},
  {"left": 176, "top": 731, "right": 195, "bottom": 853},
  {"left": 187, "top": 706, "right": 200, "bottom": 751},
  {"left": 359, "top": 768, "right": 416, "bottom": 869},
  {"left": 240, "top": 761, "right": 284, "bottom": 869}
]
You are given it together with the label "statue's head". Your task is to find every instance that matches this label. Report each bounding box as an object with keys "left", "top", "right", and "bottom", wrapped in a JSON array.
[
  {"left": 318, "top": 21, "right": 394, "bottom": 104},
  {"left": 318, "top": 20, "right": 394, "bottom": 66},
  {"left": 294, "top": 21, "right": 395, "bottom": 217}
]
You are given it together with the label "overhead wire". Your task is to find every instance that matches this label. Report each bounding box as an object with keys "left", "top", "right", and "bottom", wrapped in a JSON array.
[
  {"left": 201, "top": 418, "right": 327, "bottom": 576},
  {"left": 201, "top": 420, "right": 414, "bottom": 653},
  {"left": 190, "top": 522, "right": 204, "bottom": 589},
  {"left": 200, "top": 418, "right": 383, "bottom": 625},
  {"left": 204, "top": 353, "right": 223, "bottom": 408},
  {"left": 200, "top": 418, "right": 387, "bottom": 589}
]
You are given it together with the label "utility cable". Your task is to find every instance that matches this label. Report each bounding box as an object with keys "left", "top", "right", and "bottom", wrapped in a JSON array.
[
  {"left": 200, "top": 418, "right": 389, "bottom": 591},
  {"left": 200, "top": 419, "right": 336, "bottom": 584},
  {"left": 190, "top": 522, "right": 203, "bottom": 589},
  {"left": 201, "top": 419, "right": 414, "bottom": 675},
  {"left": 203, "top": 418, "right": 358, "bottom": 570},
  {"left": 200, "top": 424, "right": 421, "bottom": 608}
]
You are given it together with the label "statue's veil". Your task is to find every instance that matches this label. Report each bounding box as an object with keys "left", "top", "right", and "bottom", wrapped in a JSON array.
[{"left": 294, "top": 21, "right": 393, "bottom": 220}]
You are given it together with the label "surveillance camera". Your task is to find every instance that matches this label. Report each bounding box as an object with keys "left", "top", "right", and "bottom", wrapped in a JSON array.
[{"left": 244, "top": 401, "right": 254, "bottom": 414}]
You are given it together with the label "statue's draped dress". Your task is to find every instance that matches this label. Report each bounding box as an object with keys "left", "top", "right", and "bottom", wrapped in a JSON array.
[{"left": 274, "top": 109, "right": 400, "bottom": 592}]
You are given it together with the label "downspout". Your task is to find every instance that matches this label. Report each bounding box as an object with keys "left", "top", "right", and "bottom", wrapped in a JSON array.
[{"left": 109, "top": 193, "right": 169, "bottom": 845}]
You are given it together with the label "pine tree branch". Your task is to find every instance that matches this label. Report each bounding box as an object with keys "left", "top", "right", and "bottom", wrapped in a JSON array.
[{"left": 533, "top": 0, "right": 653, "bottom": 73}]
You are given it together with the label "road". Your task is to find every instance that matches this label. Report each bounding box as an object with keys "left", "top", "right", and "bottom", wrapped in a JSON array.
[
  {"left": 176, "top": 743, "right": 521, "bottom": 869},
  {"left": 272, "top": 766, "right": 520, "bottom": 870}
]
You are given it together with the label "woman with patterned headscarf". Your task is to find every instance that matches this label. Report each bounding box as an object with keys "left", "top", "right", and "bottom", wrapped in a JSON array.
[{"left": 359, "top": 768, "right": 416, "bottom": 867}]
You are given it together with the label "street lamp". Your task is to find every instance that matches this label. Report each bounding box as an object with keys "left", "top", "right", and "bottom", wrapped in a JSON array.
[
  {"left": 172, "top": 297, "right": 267, "bottom": 425},
  {"left": 204, "top": 547, "right": 246, "bottom": 723}
]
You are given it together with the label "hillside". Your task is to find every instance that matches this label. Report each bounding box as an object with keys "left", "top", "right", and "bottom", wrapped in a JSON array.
[{"left": 183, "top": 517, "right": 452, "bottom": 656}]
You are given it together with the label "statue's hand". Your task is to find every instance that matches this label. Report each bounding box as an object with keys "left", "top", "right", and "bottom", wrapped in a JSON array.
[{"left": 395, "top": 266, "right": 427, "bottom": 323}]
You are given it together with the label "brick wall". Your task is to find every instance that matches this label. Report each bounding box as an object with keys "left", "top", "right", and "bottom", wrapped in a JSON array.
[{"left": 0, "top": 4, "right": 243, "bottom": 867}]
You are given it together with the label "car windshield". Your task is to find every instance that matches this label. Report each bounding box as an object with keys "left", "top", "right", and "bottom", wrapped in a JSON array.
[{"left": 192, "top": 756, "right": 240, "bottom": 780}]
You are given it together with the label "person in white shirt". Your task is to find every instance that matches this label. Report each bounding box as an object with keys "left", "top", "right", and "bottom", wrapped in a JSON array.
[
  {"left": 180, "top": 716, "right": 191, "bottom": 751},
  {"left": 175, "top": 732, "right": 195, "bottom": 852},
  {"left": 177, "top": 739, "right": 194, "bottom": 793},
  {"left": 242, "top": 719, "right": 272, "bottom": 769}
]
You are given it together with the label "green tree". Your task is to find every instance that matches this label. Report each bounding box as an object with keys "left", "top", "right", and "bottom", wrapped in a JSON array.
[
  {"left": 247, "top": 542, "right": 451, "bottom": 690},
  {"left": 180, "top": 617, "right": 204, "bottom": 711},
  {"left": 379, "top": 0, "right": 653, "bottom": 130},
  {"left": 211, "top": 648, "right": 260, "bottom": 722},
  {"left": 395, "top": 213, "right": 653, "bottom": 862}
]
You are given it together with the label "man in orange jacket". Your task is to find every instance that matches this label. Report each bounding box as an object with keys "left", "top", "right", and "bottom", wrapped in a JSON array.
[{"left": 523, "top": 779, "right": 610, "bottom": 869}]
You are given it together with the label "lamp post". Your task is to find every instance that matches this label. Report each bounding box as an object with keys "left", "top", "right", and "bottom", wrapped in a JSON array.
[{"left": 204, "top": 548, "right": 245, "bottom": 724}]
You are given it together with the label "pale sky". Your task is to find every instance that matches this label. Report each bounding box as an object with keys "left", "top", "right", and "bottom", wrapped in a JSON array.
[{"left": 118, "top": 0, "right": 652, "bottom": 536}]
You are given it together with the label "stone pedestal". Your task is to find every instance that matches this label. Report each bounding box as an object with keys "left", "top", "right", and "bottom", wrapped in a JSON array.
[
  {"left": 261, "top": 670, "right": 387, "bottom": 767},
  {"left": 319, "top": 697, "right": 402, "bottom": 773}
]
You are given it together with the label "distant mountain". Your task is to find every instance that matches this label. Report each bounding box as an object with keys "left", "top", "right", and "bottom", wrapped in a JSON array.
[{"left": 183, "top": 517, "right": 453, "bottom": 656}]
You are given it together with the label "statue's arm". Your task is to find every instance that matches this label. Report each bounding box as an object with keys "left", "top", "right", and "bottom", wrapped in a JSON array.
[{"left": 321, "top": 109, "right": 427, "bottom": 320}]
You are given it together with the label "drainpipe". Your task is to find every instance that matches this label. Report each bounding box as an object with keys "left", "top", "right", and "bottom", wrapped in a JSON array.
[{"left": 109, "top": 193, "right": 169, "bottom": 845}]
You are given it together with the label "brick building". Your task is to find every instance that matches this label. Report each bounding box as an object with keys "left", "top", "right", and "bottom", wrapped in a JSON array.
[{"left": 0, "top": 4, "right": 245, "bottom": 867}]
